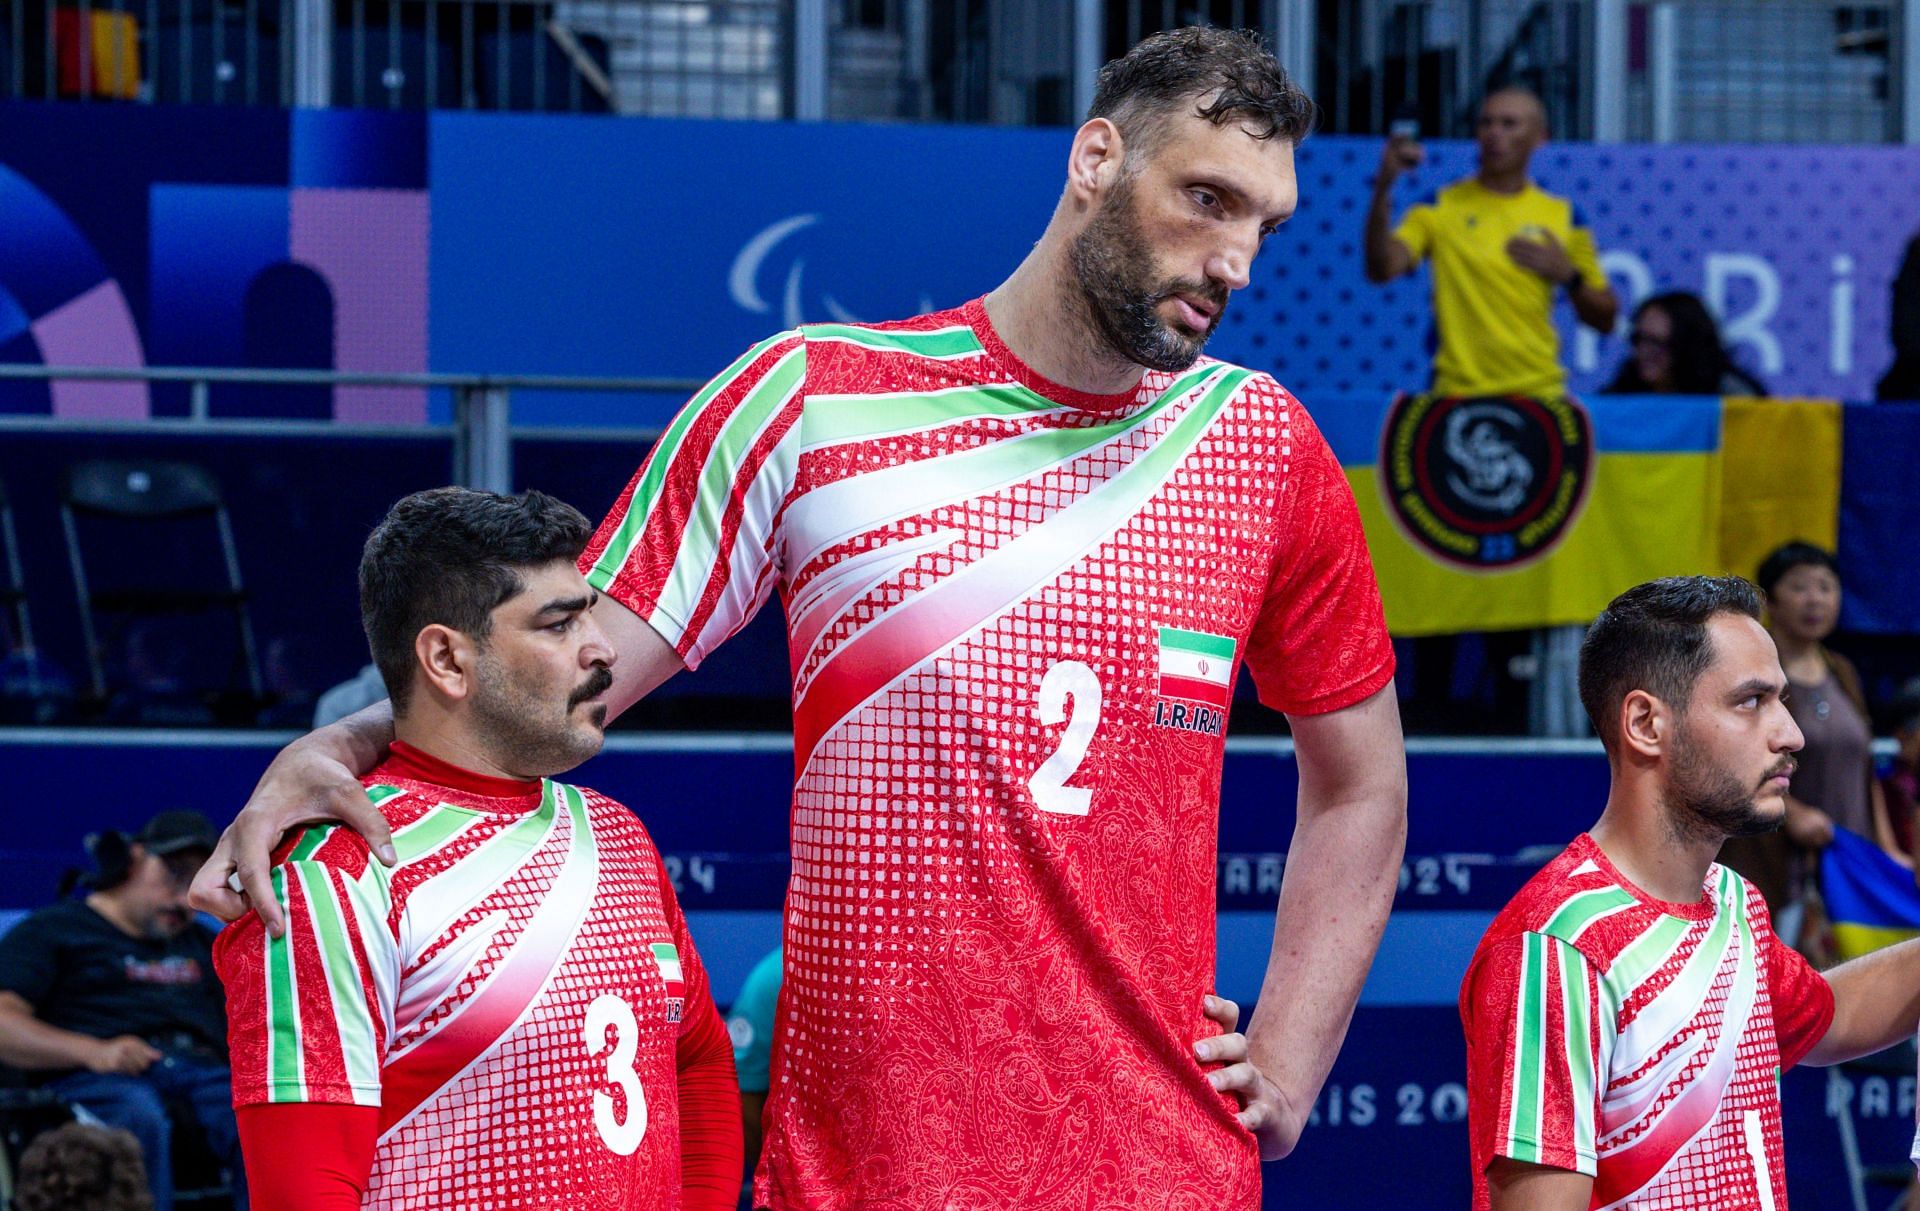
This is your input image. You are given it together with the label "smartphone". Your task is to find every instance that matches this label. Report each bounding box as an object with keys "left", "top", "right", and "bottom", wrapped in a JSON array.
[{"left": 1389, "top": 102, "right": 1421, "bottom": 142}]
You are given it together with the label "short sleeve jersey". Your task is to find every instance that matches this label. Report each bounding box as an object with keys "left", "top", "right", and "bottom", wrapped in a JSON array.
[
  {"left": 1394, "top": 177, "right": 1606, "bottom": 398},
  {"left": 581, "top": 298, "right": 1396, "bottom": 1209},
  {"left": 1460, "top": 833, "right": 1835, "bottom": 1210},
  {"left": 214, "top": 748, "right": 717, "bottom": 1210}
]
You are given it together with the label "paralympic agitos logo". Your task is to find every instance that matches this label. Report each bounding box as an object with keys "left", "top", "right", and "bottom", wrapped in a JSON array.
[{"left": 1378, "top": 393, "right": 1594, "bottom": 570}]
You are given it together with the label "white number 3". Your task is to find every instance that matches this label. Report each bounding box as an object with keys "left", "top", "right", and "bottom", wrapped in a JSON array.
[
  {"left": 583, "top": 993, "right": 648, "bottom": 1155},
  {"left": 1029, "top": 660, "right": 1103, "bottom": 816}
]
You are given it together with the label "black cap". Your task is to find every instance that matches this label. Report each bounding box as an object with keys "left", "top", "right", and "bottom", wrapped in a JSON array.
[{"left": 134, "top": 811, "right": 219, "bottom": 857}]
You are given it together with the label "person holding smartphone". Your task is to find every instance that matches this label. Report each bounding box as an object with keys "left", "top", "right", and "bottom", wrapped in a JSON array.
[{"left": 1364, "top": 88, "right": 1619, "bottom": 400}]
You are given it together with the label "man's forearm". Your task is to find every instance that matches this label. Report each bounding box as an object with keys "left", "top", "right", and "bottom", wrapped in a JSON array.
[
  {"left": 1570, "top": 284, "right": 1618, "bottom": 334},
  {"left": 1805, "top": 936, "right": 1920, "bottom": 1065},
  {"left": 1244, "top": 788, "right": 1406, "bottom": 1127},
  {"left": 307, "top": 699, "right": 397, "bottom": 777},
  {"left": 0, "top": 1012, "right": 102, "bottom": 1071},
  {"left": 1364, "top": 183, "right": 1402, "bottom": 282}
]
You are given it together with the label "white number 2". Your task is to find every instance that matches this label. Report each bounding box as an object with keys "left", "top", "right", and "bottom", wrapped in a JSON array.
[
  {"left": 1028, "top": 661, "right": 1103, "bottom": 816},
  {"left": 583, "top": 993, "right": 648, "bottom": 1155}
]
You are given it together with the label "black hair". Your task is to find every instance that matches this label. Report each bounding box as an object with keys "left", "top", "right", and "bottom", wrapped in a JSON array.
[
  {"left": 1607, "top": 292, "right": 1766, "bottom": 396},
  {"left": 1089, "top": 26, "right": 1315, "bottom": 156},
  {"left": 359, "top": 487, "right": 593, "bottom": 715},
  {"left": 1578, "top": 576, "right": 1764, "bottom": 751},
  {"left": 1754, "top": 540, "right": 1839, "bottom": 598}
]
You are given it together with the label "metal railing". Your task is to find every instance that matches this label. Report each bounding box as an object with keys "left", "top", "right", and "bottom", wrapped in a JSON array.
[{"left": 0, "top": 364, "right": 703, "bottom": 490}]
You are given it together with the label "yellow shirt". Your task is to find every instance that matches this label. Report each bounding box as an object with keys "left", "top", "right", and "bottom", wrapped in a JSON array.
[{"left": 1393, "top": 178, "right": 1605, "bottom": 398}]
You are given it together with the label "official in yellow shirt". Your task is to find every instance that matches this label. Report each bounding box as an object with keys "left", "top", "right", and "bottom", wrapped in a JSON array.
[{"left": 1365, "top": 88, "right": 1618, "bottom": 398}]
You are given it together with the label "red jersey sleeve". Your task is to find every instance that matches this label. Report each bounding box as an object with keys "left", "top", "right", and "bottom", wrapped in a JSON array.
[
  {"left": 213, "top": 824, "right": 396, "bottom": 1109},
  {"left": 1763, "top": 904, "right": 1835, "bottom": 1069},
  {"left": 1241, "top": 393, "right": 1396, "bottom": 716},
  {"left": 657, "top": 859, "right": 744, "bottom": 1210},
  {"left": 579, "top": 333, "right": 807, "bottom": 670},
  {"left": 235, "top": 1102, "right": 377, "bottom": 1210},
  {"left": 1461, "top": 932, "right": 1607, "bottom": 1179}
]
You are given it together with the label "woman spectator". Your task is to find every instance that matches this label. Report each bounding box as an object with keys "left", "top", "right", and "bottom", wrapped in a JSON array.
[
  {"left": 1717, "top": 543, "right": 1896, "bottom": 958},
  {"left": 1604, "top": 291, "right": 1767, "bottom": 396}
]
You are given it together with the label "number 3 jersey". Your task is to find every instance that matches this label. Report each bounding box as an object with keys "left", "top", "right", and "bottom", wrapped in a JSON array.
[
  {"left": 580, "top": 299, "right": 1397, "bottom": 1209},
  {"left": 215, "top": 741, "right": 730, "bottom": 1209}
]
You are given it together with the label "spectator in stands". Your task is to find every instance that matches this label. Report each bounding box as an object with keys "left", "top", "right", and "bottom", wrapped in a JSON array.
[
  {"left": 0, "top": 812, "right": 243, "bottom": 1211},
  {"left": 1882, "top": 677, "right": 1920, "bottom": 869},
  {"left": 13, "top": 1121, "right": 153, "bottom": 1211},
  {"left": 1603, "top": 291, "right": 1767, "bottom": 396},
  {"left": 1364, "top": 86, "right": 1618, "bottom": 399},
  {"left": 1719, "top": 543, "right": 1897, "bottom": 958},
  {"left": 727, "top": 945, "right": 782, "bottom": 1188},
  {"left": 1879, "top": 232, "right": 1920, "bottom": 402}
]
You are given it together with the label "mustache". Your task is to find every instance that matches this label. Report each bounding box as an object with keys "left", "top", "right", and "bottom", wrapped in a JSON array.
[
  {"left": 1761, "top": 757, "right": 1798, "bottom": 785},
  {"left": 1152, "top": 279, "right": 1229, "bottom": 311},
  {"left": 568, "top": 665, "right": 614, "bottom": 710}
]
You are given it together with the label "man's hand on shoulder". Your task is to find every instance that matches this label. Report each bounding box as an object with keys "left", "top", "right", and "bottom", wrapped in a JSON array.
[{"left": 190, "top": 738, "right": 397, "bottom": 937}]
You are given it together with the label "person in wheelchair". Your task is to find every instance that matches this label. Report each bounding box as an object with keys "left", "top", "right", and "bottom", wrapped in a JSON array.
[{"left": 0, "top": 811, "right": 243, "bottom": 1211}]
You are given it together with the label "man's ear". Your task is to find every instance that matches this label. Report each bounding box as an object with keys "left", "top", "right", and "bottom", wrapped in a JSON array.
[
  {"left": 1066, "top": 117, "right": 1125, "bottom": 203},
  {"left": 1618, "top": 689, "right": 1670, "bottom": 761},
  {"left": 414, "top": 624, "right": 478, "bottom": 705}
]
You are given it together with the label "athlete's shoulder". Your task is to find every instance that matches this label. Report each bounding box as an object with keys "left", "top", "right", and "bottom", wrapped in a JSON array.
[
  {"left": 1478, "top": 839, "right": 1625, "bottom": 950},
  {"left": 261, "top": 778, "right": 443, "bottom": 877},
  {"left": 558, "top": 781, "right": 664, "bottom": 853},
  {"left": 795, "top": 302, "right": 985, "bottom": 365}
]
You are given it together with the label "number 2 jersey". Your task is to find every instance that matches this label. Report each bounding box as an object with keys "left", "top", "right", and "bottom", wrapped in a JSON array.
[
  {"left": 580, "top": 299, "right": 1398, "bottom": 1208},
  {"left": 1460, "top": 833, "right": 1835, "bottom": 1210},
  {"left": 214, "top": 741, "right": 740, "bottom": 1209}
]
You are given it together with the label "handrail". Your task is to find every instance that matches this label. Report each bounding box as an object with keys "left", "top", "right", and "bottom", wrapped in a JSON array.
[
  {"left": 0, "top": 364, "right": 703, "bottom": 393},
  {"left": 0, "top": 363, "right": 704, "bottom": 492}
]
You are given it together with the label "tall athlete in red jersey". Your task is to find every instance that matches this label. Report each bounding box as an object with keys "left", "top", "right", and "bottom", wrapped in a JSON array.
[
  {"left": 196, "top": 28, "right": 1410, "bottom": 1209},
  {"left": 1463, "top": 577, "right": 1920, "bottom": 1210},
  {"left": 215, "top": 489, "right": 740, "bottom": 1209}
]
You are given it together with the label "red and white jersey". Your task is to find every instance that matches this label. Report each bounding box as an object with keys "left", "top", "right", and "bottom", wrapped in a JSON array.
[
  {"left": 216, "top": 744, "right": 717, "bottom": 1210},
  {"left": 582, "top": 299, "right": 1395, "bottom": 1209},
  {"left": 1460, "top": 833, "right": 1835, "bottom": 1210}
]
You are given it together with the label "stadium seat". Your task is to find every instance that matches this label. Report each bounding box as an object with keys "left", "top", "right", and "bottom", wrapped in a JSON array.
[{"left": 60, "top": 459, "right": 264, "bottom": 725}]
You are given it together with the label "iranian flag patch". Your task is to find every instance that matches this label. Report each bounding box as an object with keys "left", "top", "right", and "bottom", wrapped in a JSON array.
[
  {"left": 1156, "top": 626, "right": 1235, "bottom": 709},
  {"left": 651, "top": 942, "right": 686, "bottom": 1024}
]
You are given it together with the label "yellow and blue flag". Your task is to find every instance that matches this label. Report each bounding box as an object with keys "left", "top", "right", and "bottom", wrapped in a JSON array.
[{"left": 1819, "top": 826, "right": 1920, "bottom": 962}]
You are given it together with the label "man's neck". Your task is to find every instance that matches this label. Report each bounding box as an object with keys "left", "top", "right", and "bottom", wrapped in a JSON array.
[
  {"left": 1589, "top": 788, "right": 1722, "bottom": 905},
  {"left": 984, "top": 246, "right": 1147, "bottom": 398},
  {"left": 84, "top": 891, "right": 145, "bottom": 940},
  {"left": 392, "top": 722, "right": 527, "bottom": 783},
  {"left": 1475, "top": 165, "right": 1530, "bottom": 195}
]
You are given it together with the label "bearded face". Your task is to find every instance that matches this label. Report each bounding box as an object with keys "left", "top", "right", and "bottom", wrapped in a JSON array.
[{"left": 1067, "top": 172, "right": 1229, "bottom": 373}]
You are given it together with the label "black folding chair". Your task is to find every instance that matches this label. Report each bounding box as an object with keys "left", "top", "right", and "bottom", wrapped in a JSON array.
[{"left": 60, "top": 460, "right": 263, "bottom": 718}]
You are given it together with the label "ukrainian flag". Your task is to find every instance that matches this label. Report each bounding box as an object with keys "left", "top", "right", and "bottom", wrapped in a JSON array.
[
  {"left": 1819, "top": 827, "right": 1920, "bottom": 962},
  {"left": 1314, "top": 394, "right": 1844, "bottom": 637}
]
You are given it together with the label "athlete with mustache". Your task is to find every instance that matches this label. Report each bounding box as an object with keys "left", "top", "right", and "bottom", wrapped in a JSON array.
[
  {"left": 1461, "top": 576, "right": 1920, "bottom": 1211},
  {"left": 196, "top": 28, "right": 1407, "bottom": 1209},
  {"left": 213, "top": 488, "right": 740, "bottom": 1210}
]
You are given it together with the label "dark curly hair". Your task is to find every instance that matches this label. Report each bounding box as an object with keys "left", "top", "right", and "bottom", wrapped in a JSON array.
[
  {"left": 15, "top": 1122, "right": 154, "bottom": 1211},
  {"left": 1089, "top": 26, "right": 1315, "bottom": 156}
]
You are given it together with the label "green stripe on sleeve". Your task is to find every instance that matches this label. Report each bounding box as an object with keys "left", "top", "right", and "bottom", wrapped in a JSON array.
[
  {"left": 1506, "top": 932, "right": 1547, "bottom": 1162},
  {"left": 801, "top": 324, "right": 981, "bottom": 358},
  {"left": 264, "top": 866, "right": 305, "bottom": 1101},
  {"left": 588, "top": 332, "right": 795, "bottom": 586},
  {"left": 299, "top": 865, "right": 383, "bottom": 1103}
]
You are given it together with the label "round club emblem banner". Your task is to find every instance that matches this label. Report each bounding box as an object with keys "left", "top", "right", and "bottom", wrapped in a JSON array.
[{"left": 1377, "top": 393, "right": 1595, "bottom": 571}]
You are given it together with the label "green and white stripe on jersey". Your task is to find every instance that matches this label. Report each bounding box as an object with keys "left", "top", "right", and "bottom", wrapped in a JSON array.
[
  {"left": 584, "top": 331, "right": 802, "bottom": 597},
  {"left": 1505, "top": 932, "right": 1599, "bottom": 1168},
  {"left": 800, "top": 323, "right": 982, "bottom": 360},
  {"left": 259, "top": 793, "right": 496, "bottom": 1105}
]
